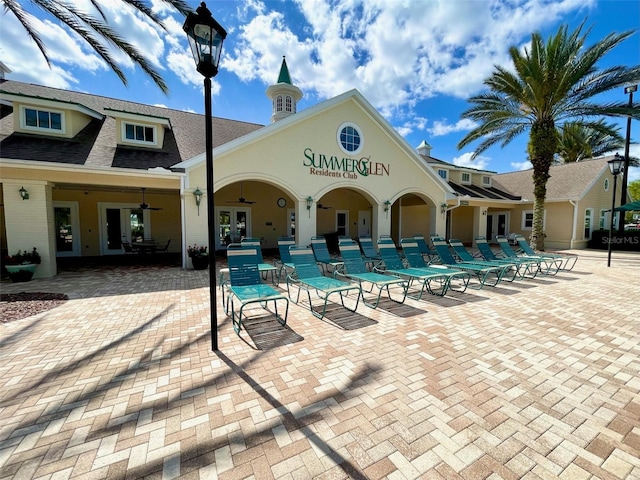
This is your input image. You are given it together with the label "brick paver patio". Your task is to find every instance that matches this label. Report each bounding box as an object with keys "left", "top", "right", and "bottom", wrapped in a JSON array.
[{"left": 1, "top": 249, "right": 639, "bottom": 479}]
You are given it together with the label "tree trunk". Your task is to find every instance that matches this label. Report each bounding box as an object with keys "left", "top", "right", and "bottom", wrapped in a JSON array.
[{"left": 528, "top": 119, "right": 557, "bottom": 251}]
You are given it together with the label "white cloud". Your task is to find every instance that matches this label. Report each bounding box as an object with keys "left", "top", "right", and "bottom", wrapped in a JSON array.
[
  {"left": 511, "top": 161, "right": 532, "bottom": 171},
  {"left": 224, "top": 0, "right": 597, "bottom": 117},
  {"left": 429, "top": 118, "right": 478, "bottom": 137},
  {"left": 453, "top": 152, "right": 491, "bottom": 171}
]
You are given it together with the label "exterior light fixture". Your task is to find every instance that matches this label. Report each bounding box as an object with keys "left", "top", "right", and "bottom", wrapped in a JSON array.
[
  {"left": 193, "top": 187, "right": 203, "bottom": 215},
  {"left": 607, "top": 153, "right": 625, "bottom": 267},
  {"left": 440, "top": 203, "right": 448, "bottom": 215},
  {"left": 384, "top": 200, "right": 391, "bottom": 212},
  {"left": 306, "top": 196, "right": 313, "bottom": 216},
  {"left": 19, "top": 186, "right": 29, "bottom": 200},
  {"left": 184, "top": 1, "right": 227, "bottom": 352}
]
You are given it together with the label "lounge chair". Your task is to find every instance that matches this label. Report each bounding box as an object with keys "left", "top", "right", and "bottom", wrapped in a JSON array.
[
  {"left": 273, "top": 236, "right": 296, "bottom": 280},
  {"left": 495, "top": 235, "right": 561, "bottom": 276},
  {"left": 447, "top": 238, "right": 519, "bottom": 282},
  {"left": 241, "top": 237, "right": 278, "bottom": 284},
  {"left": 357, "top": 235, "right": 383, "bottom": 270},
  {"left": 430, "top": 237, "right": 507, "bottom": 289},
  {"left": 376, "top": 239, "right": 469, "bottom": 298},
  {"left": 474, "top": 236, "right": 540, "bottom": 279},
  {"left": 310, "top": 236, "right": 344, "bottom": 275},
  {"left": 514, "top": 234, "right": 578, "bottom": 271},
  {"left": 225, "top": 246, "right": 289, "bottom": 335},
  {"left": 336, "top": 239, "right": 409, "bottom": 308},
  {"left": 286, "top": 246, "right": 362, "bottom": 320},
  {"left": 413, "top": 234, "right": 439, "bottom": 263}
]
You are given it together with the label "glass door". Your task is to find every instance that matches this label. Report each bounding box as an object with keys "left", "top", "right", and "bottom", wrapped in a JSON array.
[
  {"left": 216, "top": 207, "right": 250, "bottom": 250},
  {"left": 54, "top": 202, "right": 80, "bottom": 257},
  {"left": 99, "top": 203, "right": 151, "bottom": 254}
]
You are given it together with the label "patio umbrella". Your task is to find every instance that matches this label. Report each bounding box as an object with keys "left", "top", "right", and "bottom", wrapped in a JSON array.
[{"left": 614, "top": 200, "right": 640, "bottom": 211}]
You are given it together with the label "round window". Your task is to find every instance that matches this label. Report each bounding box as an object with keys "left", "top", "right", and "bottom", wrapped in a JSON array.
[
  {"left": 337, "top": 122, "right": 363, "bottom": 155},
  {"left": 604, "top": 178, "right": 609, "bottom": 191}
]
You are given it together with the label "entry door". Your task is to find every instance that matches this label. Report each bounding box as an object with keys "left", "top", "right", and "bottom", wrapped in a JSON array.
[
  {"left": 486, "top": 212, "right": 508, "bottom": 241},
  {"left": 336, "top": 210, "right": 349, "bottom": 237},
  {"left": 216, "top": 207, "right": 251, "bottom": 250},
  {"left": 358, "top": 210, "right": 371, "bottom": 238},
  {"left": 485, "top": 215, "right": 494, "bottom": 241}
]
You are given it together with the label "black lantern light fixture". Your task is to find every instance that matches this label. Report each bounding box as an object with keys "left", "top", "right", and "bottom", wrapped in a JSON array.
[
  {"left": 19, "top": 186, "right": 29, "bottom": 200},
  {"left": 183, "top": 2, "right": 227, "bottom": 351},
  {"left": 607, "top": 153, "right": 625, "bottom": 267},
  {"left": 193, "top": 187, "right": 203, "bottom": 215},
  {"left": 306, "top": 196, "right": 313, "bottom": 216}
]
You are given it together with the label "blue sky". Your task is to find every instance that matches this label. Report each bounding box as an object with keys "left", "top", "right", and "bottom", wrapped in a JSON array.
[{"left": 2, "top": 0, "right": 639, "bottom": 181}]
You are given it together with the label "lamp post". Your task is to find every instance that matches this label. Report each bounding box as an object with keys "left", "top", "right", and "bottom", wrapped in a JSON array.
[
  {"left": 607, "top": 154, "right": 624, "bottom": 267},
  {"left": 183, "top": 2, "right": 227, "bottom": 351},
  {"left": 619, "top": 84, "right": 637, "bottom": 233}
]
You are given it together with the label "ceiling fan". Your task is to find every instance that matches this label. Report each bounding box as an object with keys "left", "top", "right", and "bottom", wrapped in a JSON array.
[
  {"left": 138, "top": 188, "right": 162, "bottom": 210},
  {"left": 229, "top": 182, "right": 256, "bottom": 204}
]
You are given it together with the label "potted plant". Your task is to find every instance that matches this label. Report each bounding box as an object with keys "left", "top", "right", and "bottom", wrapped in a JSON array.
[
  {"left": 3, "top": 247, "right": 42, "bottom": 282},
  {"left": 188, "top": 244, "right": 209, "bottom": 270}
]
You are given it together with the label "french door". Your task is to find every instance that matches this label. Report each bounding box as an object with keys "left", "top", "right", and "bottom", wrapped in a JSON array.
[
  {"left": 99, "top": 203, "right": 151, "bottom": 254},
  {"left": 216, "top": 207, "right": 251, "bottom": 250}
]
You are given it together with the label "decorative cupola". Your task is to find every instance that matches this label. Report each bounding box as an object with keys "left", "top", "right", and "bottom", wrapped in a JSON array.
[
  {"left": 417, "top": 140, "right": 432, "bottom": 157},
  {"left": 266, "top": 56, "right": 303, "bottom": 123}
]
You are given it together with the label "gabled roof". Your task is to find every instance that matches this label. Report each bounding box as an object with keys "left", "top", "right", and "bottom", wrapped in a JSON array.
[
  {"left": 492, "top": 157, "right": 611, "bottom": 202},
  {"left": 0, "top": 80, "right": 263, "bottom": 170}
]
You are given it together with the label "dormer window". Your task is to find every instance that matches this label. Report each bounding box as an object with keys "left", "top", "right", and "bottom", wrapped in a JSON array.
[
  {"left": 437, "top": 169, "right": 448, "bottom": 180},
  {"left": 482, "top": 175, "right": 491, "bottom": 187},
  {"left": 461, "top": 172, "right": 471, "bottom": 184},
  {"left": 124, "top": 122, "right": 155, "bottom": 144},
  {"left": 21, "top": 106, "right": 64, "bottom": 133}
]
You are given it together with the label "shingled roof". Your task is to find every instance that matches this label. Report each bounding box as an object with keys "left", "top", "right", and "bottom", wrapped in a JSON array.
[
  {"left": 492, "top": 157, "right": 611, "bottom": 202},
  {"left": 0, "top": 80, "right": 264, "bottom": 170}
]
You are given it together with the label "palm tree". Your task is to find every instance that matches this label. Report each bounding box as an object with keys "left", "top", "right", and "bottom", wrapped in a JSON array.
[
  {"left": 1, "top": 0, "right": 192, "bottom": 94},
  {"left": 457, "top": 22, "right": 640, "bottom": 250},
  {"left": 555, "top": 121, "right": 638, "bottom": 166}
]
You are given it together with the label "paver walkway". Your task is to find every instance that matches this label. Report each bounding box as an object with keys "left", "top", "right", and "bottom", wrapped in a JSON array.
[{"left": 1, "top": 249, "right": 639, "bottom": 479}]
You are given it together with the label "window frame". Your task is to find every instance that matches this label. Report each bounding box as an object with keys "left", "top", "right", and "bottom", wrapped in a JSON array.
[
  {"left": 521, "top": 210, "right": 546, "bottom": 230},
  {"left": 122, "top": 121, "right": 157, "bottom": 146},
  {"left": 437, "top": 169, "right": 448, "bottom": 180},
  {"left": 584, "top": 208, "right": 594, "bottom": 240},
  {"left": 482, "top": 175, "right": 491, "bottom": 187},
  {"left": 20, "top": 105, "right": 65, "bottom": 134},
  {"left": 336, "top": 122, "right": 363, "bottom": 155},
  {"left": 461, "top": 172, "right": 471, "bottom": 184}
]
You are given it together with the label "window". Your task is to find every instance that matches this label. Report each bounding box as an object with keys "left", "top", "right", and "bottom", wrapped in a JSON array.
[
  {"left": 604, "top": 178, "right": 609, "bottom": 191},
  {"left": 123, "top": 122, "right": 155, "bottom": 144},
  {"left": 437, "top": 169, "right": 448, "bottom": 180},
  {"left": 461, "top": 172, "right": 471, "bottom": 184},
  {"left": 21, "top": 107, "right": 64, "bottom": 132},
  {"left": 482, "top": 175, "right": 491, "bottom": 186},
  {"left": 285, "top": 95, "right": 292, "bottom": 112},
  {"left": 522, "top": 211, "right": 534, "bottom": 230},
  {"left": 599, "top": 209, "right": 607, "bottom": 230},
  {"left": 337, "top": 123, "right": 362, "bottom": 154},
  {"left": 275, "top": 95, "right": 283, "bottom": 112},
  {"left": 584, "top": 209, "right": 593, "bottom": 239}
]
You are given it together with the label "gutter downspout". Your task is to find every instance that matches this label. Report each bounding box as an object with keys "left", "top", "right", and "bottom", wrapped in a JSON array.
[
  {"left": 180, "top": 176, "right": 188, "bottom": 269},
  {"left": 569, "top": 200, "right": 578, "bottom": 249}
]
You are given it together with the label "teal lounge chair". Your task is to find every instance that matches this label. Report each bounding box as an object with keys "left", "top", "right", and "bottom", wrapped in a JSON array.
[
  {"left": 336, "top": 239, "right": 409, "bottom": 308},
  {"left": 430, "top": 237, "right": 507, "bottom": 289},
  {"left": 376, "top": 239, "right": 469, "bottom": 298},
  {"left": 274, "top": 236, "right": 296, "bottom": 280},
  {"left": 310, "top": 236, "right": 344, "bottom": 274},
  {"left": 225, "top": 247, "right": 289, "bottom": 335},
  {"left": 286, "top": 246, "right": 361, "bottom": 320},
  {"left": 357, "top": 235, "right": 383, "bottom": 270},
  {"left": 496, "top": 235, "right": 561, "bottom": 276},
  {"left": 474, "top": 236, "right": 540, "bottom": 279},
  {"left": 447, "top": 238, "right": 518, "bottom": 282},
  {"left": 414, "top": 234, "right": 439, "bottom": 263},
  {"left": 514, "top": 234, "right": 578, "bottom": 271},
  {"left": 241, "top": 237, "right": 278, "bottom": 283}
]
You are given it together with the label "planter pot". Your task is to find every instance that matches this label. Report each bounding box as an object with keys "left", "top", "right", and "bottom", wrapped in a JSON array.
[
  {"left": 5, "top": 264, "right": 37, "bottom": 283},
  {"left": 191, "top": 256, "right": 209, "bottom": 270}
]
